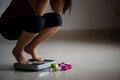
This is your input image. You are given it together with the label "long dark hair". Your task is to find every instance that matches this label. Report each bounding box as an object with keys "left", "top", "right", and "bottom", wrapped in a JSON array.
[{"left": 63, "top": 0, "right": 72, "bottom": 14}]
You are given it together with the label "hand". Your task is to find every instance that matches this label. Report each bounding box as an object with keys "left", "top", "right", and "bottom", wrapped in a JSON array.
[
  {"left": 36, "top": 0, "right": 50, "bottom": 16},
  {"left": 50, "top": 0, "right": 64, "bottom": 14},
  {"left": 28, "top": 0, "right": 50, "bottom": 16}
]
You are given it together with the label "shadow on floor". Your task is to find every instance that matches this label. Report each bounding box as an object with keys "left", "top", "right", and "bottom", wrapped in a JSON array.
[{"left": 0, "top": 64, "right": 14, "bottom": 71}]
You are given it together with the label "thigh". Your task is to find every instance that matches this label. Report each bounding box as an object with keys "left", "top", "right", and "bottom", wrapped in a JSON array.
[
  {"left": 1, "top": 18, "right": 23, "bottom": 40},
  {"left": 43, "top": 13, "right": 63, "bottom": 28},
  {"left": 22, "top": 15, "right": 45, "bottom": 33}
]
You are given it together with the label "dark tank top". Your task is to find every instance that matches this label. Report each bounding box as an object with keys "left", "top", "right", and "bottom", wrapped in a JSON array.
[{"left": 0, "top": 0, "right": 35, "bottom": 27}]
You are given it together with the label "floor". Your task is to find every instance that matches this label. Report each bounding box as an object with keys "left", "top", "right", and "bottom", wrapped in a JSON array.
[{"left": 0, "top": 30, "right": 120, "bottom": 80}]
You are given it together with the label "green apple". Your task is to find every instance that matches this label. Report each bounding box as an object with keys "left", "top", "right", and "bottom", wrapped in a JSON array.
[{"left": 51, "top": 63, "right": 59, "bottom": 71}]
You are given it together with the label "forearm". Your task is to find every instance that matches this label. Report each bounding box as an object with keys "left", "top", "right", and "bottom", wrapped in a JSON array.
[
  {"left": 50, "top": 0, "right": 64, "bottom": 14},
  {"left": 36, "top": 0, "right": 50, "bottom": 16}
]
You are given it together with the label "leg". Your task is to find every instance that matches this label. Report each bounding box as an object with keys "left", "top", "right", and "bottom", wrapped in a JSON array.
[
  {"left": 12, "top": 31, "right": 38, "bottom": 64},
  {"left": 24, "top": 13, "right": 62, "bottom": 62},
  {"left": 24, "top": 26, "right": 60, "bottom": 61},
  {"left": 12, "top": 16, "right": 45, "bottom": 64},
  {"left": 13, "top": 13, "right": 62, "bottom": 64}
]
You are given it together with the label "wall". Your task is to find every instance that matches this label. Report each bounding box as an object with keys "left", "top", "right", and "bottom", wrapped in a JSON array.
[
  {"left": 0, "top": 0, "right": 11, "bottom": 16},
  {"left": 0, "top": 0, "right": 119, "bottom": 30},
  {"left": 112, "top": 0, "right": 120, "bottom": 29},
  {"left": 62, "top": 0, "right": 118, "bottom": 30}
]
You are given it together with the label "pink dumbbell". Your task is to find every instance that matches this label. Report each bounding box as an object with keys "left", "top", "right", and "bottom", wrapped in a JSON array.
[{"left": 58, "top": 62, "right": 72, "bottom": 71}]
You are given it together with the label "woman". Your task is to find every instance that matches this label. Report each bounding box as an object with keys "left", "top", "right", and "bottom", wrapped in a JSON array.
[{"left": 0, "top": 0, "right": 72, "bottom": 64}]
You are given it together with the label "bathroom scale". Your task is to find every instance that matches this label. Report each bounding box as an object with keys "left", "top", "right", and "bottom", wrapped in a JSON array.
[{"left": 14, "top": 59, "right": 55, "bottom": 71}]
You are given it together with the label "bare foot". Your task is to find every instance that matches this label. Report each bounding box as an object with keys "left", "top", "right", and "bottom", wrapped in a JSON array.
[
  {"left": 12, "top": 48, "right": 31, "bottom": 64},
  {"left": 24, "top": 46, "right": 44, "bottom": 62}
]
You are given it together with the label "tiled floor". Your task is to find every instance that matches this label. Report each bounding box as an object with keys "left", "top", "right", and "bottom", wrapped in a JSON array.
[{"left": 0, "top": 30, "right": 120, "bottom": 80}]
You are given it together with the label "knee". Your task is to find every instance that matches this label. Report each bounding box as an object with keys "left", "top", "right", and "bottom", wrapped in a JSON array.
[
  {"left": 24, "top": 15, "right": 45, "bottom": 33},
  {"left": 43, "top": 13, "right": 63, "bottom": 28},
  {"left": 24, "top": 13, "right": 63, "bottom": 33}
]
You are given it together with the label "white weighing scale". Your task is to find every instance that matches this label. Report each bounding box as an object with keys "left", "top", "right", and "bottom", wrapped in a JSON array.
[{"left": 14, "top": 59, "right": 55, "bottom": 71}]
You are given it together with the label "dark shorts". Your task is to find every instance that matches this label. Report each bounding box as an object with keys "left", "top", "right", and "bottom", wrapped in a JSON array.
[{"left": 0, "top": 13, "right": 62, "bottom": 40}]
